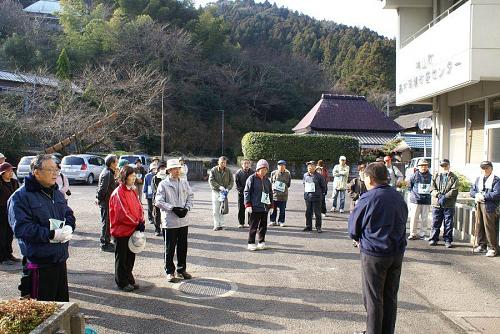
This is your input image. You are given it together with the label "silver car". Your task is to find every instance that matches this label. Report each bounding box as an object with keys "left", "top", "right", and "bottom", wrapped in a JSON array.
[
  {"left": 16, "top": 155, "right": 36, "bottom": 182},
  {"left": 60, "top": 154, "right": 105, "bottom": 185}
]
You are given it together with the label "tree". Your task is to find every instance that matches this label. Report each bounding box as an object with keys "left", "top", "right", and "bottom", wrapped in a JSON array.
[{"left": 56, "top": 48, "right": 71, "bottom": 80}]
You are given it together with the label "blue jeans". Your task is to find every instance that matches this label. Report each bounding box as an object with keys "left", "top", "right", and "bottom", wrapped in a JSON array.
[
  {"left": 430, "top": 207, "right": 454, "bottom": 242},
  {"left": 332, "top": 189, "right": 346, "bottom": 210},
  {"left": 270, "top": 201, "right": 287, "bottom": 223}
]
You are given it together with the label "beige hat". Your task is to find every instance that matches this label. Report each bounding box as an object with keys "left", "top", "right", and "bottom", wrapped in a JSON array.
[
  {"left": 0, "top": 153, "right": 5, "bottom": 159},
  {"left": 166, "top": 159, "right": 182, "bottom": 170},
  {"left": 128, "top": 231, "right": 146, "bottom": 254}
]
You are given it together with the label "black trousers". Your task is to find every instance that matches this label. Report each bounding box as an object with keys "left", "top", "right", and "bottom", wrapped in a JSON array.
[
  {"left": 146, "top": 198, "right": 154, "bottom": 223},
  {"left": 20, "top": 260, "right": 69, "bottom": 302},
  {"left": 248, "top": 212, "right": 268, "bottom": 244},
  {"left": 114, "top": 237, "right": 136, "bottom": 289},
  {"left": 154, "top": 207, "right": 162, "bottom": 234},
  {"left": 305, "top": 200, "right": 322, "bottom": 229},
  {"left": 0, "top": 208, "right": 14, "bottom": 261},
  {"left": 99, "top": 203, "right": 111, "bottom": 246},
  {"left": 237, "top": 192, "right": 249, "bottom": 226},
  {"left": 164, "top": 226, "right": 188, "bottom": 275},
  {"left": 320, "top": 195, "right": 327, "bottom": 214},
  {"left": 361, "top": 252, "right": 404, "bottom": 334}
]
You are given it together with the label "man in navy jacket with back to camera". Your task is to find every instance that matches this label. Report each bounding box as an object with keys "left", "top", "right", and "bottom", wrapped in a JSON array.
[
  {"left": 348, "top": 162, "right": 408, "bottom": 334},
  {"left": 8, "top": 154, "right": 76, "bottom": 302}
]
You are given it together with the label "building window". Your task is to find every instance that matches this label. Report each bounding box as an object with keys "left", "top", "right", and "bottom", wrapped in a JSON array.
[
  {"left": 489, "top": 96, "right": 500, "bottom": 121},
  {"left": 450, "top": 104, "right": 465, "bottom": 164},
  {"left": 488, "top": 128, "right": 500, "bottom": 162},
  {"left": 466, "top": 101, "right": 485, "bottom": 164}
]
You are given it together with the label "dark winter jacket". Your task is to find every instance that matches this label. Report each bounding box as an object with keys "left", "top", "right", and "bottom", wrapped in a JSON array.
[
  {"left": 409, "top": 170, "right": 432, "bottom": 205},
  {"left": 235, "top": 168, "right": 254, "bottom": 193},
  {"left": 244, "top": 174, "right": 273, "bottom": 213},
  {"left": 96, "top": 167, "right": 117, "bottom": 206},
  {"left": 8, "top": 174, "right": 76, "bottom": 265},
  {"left": 470, "top": 175, "right": 500, "bottom": 213},
  {"left": 348, "top": 177, "right": 367, "bottom": 202},
  {"left": 143, "top": 172, "right": 155, "bottom": 199},
  {"left": 430, "top": 171, "right": 459, "bottom": 208},
  {"left": 303, "top": 172, "right": 327, "bottom": 202},
  {"left": 1, "top": 178, "right": 19, "bottom": 209},
  {"left": 348, "top": 184, "right": 408, "bottom": 257}
]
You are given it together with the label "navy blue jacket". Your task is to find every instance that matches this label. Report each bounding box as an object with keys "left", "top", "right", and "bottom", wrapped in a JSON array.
[
  {"left": 348, "top": 184, "right": 408, "bottom": 257},
  {"left": 303, "top": 172, "right": 327, "bottom": 202},
  {"left": 409, "top": 171, "right": 432, "bottom": 205},
  {"left": 244, "top": 174, "right": 273, "bottom": 213},
  {"left": 8, "top": 174, "right": 76, "bottom": 265},
  {"left": 470, "top": 175, "right": 500, "bottom": 213},
  {"left": 143, "top": 172, "right": 155, "bottom": 199}
]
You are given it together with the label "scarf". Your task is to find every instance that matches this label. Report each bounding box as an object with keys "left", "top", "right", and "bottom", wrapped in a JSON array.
[{"left": 478, "top": 173, "right": 494, "bottom": 192}]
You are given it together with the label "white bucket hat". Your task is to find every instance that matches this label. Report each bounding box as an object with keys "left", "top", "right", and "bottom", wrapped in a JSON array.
[
  {"left": 128, "top": 231, "right": 146, "bottom": 254},
  {"left": 166, "top": 159, "right": 182, "bottom": 170}
]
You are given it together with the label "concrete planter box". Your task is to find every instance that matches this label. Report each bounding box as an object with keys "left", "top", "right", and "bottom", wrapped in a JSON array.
[{"left": 31, "top": 302, "right": 85, "bottom": 334}]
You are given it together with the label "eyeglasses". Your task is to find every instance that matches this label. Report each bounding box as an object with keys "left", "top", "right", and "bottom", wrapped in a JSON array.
[{"left": 40, "top": 168, "right": 61, "bottom": 175}]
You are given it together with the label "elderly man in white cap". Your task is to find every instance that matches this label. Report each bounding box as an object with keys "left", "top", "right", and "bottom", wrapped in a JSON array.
[
  {"left": 179, "top": 157, "right": 188, "bottom": 181},
  {"left": 0, "top": 153, "right": 5, "bottom": 165},
  {"left": 331, "top": 155, "right": 350, "bottom": 213},
  {"left": 244, "top": 159, "right": 273, "bottom": 251},
  {"left": 155, "top": 159, "right": 194, "bottom": 282}
]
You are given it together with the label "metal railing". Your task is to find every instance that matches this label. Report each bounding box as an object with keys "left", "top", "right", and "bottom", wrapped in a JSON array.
[{"left": 401, "top": 0, "right": 469, "bottom": 48}]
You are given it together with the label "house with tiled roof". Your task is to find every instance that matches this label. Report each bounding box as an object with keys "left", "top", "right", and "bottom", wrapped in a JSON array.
[{"left": 292, "top": 94, "right": 404, "bottom": 148}]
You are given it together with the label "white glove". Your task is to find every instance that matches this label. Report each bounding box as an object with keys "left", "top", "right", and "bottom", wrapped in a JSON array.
[
  {"left": 219, "top": 186, "right": 226, "bottom": 192},
  {"left": 61, "top": 225, "right": 73, "bottom": 243},
  {"left": 245, "top": 207, "right": 252, "bottom": 214},
  {"left": 52, "top": 228, "right": 71, "bottom": 242},
  {"left": 475, "top": 193, "right": 485, "bottom": 203}
]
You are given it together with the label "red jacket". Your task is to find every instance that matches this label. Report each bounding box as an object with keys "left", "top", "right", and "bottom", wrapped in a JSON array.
[{"left": 109, "top": 184, "right": 144, "bottom": 237}]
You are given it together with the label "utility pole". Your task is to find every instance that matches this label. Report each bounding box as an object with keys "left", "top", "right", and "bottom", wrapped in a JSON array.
[
  {"left": 161, "top": 90, "right": 165, "bottom": 161},
  {"left": 221, "top": 109, "right": 225, "bottom": 156},
  {"left": 386, "top": 94, "right": 390, "bottom": 117}
]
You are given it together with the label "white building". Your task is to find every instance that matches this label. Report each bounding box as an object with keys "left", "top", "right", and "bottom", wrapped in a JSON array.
[{"left": 381, "top": 0, "right": 500, "bottom": 180}]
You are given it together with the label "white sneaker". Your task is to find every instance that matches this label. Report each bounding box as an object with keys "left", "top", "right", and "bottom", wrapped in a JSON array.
[
  {"left": 321, "top": 213, "right": 326, "bottom": 218},
  {"left": 339, "top": 209, "right": 344, "bottom": 213},
  {"left": 268, "top": 222, "right": 275, "bottom": 227},
  {"left": 247, "top": 244, "right": 257, "bottom": 251},
  {"left": 256, "top": 242, "right": 267, "bottom": 250},
  {"left": 279, "top": 222, "right": 285, "bottom": 227},
  {"left": 330, "top": 208, "right": 336, "bottom": 212},
  {"left": 485, "top": 249, "right": 497, "bottom": 257}
]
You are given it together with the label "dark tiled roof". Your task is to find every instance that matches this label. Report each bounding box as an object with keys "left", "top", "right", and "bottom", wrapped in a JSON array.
[
  {"left": 293, "top": 94, "right": 404, "bottom": 133},
  {"left": 394, "top": 110, "right": 433, "bottom": 129}
]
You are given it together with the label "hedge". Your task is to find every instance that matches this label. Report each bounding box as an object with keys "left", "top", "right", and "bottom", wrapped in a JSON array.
[{"left": 241, "top": 132, "right": 359, "bottom": 163}]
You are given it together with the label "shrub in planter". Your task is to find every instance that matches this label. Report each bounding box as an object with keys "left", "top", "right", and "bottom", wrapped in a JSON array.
[
  {"left": 241, "top": 132, "right": 359, "bottom": 163},
  {"left": 0, "top": 299, "right": 59, "bottom": 334},
  {"left": 454, "top": 171, "right": 472, "bottom": 192}
]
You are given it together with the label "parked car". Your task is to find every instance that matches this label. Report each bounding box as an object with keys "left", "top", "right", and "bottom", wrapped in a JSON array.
[
  {"left": 405, "top": 157, "right": 432, "bottom": 180},
  {"left": 119, "top": 154, "right": 152, "bottom": 172},
  {"left": 16, "top": 156, "right": 36, "bottom": 183},
  {"left": 60, "top": 154, "right": 105, "bottom": 185}
]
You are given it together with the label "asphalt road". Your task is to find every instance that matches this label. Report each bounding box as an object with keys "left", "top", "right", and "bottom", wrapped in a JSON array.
[{"left": 1, "top": 179, "right": 499, "bottom": 334}]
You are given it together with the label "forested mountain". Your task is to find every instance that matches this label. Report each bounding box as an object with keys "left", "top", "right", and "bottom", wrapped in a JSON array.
[{"left": 0, "top": 0, "right": 396, "bottom": 159}]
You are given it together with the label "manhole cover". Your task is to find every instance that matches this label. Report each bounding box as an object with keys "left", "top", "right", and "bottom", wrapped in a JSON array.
[{"left": 173, "top": 278, "right": 237, "bottom": 299}]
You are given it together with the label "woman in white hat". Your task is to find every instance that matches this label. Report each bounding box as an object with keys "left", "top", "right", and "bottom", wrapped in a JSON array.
[
  {"left": 109, "top": 165, "right": 145, "bottom": 292},
  {"left": 155, "top": 159, "right": 194, "bottom": 282}
]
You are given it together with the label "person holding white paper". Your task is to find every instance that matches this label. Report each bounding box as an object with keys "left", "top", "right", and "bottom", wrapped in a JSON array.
[
  {"left": 270, "top": 160, "right": 291, "bottom": 227},
  {"left": 8, "top": 154, "right": 75, "bottom": 302},
  {"left": 303, "top": 161, "right": 327, "bottom": 233}
]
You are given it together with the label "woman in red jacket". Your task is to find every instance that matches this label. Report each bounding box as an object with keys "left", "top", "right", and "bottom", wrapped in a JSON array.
[{"left": 109, "top": 165, "right": 145, "bottom": 292}]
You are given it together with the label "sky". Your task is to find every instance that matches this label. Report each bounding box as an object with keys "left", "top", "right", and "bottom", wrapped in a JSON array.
[{"left": 193, "top": 0, "right": 397, "bottom": 38}]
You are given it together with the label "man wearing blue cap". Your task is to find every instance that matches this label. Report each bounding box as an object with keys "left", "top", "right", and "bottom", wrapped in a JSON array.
[{"left": 270, "top": 160, "right": 291, "bottom": 227}]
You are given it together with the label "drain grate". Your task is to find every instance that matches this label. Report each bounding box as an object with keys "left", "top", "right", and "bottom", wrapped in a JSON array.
[{"left": 174, "top": 278, "right": 237, "bottom": 299}]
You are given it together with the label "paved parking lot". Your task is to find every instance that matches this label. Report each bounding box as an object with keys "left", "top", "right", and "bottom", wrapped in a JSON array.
[{"left": 1, "top": 180, "right": 499, "bottom": 333}]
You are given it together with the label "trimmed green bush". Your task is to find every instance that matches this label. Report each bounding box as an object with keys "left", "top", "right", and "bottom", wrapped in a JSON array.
[
  {"left": 241, "top": 132, "right": 359, "bottom": 162},
  {"left": 455, "top": 171, "right": 472, "bottom": 192}
]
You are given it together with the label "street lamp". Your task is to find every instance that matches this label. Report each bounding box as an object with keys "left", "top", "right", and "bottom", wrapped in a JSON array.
[{"left": 218, "top": 109, "right": 224, "bottom": 156}]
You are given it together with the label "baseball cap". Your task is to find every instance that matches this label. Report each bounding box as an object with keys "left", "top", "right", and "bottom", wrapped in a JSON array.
[
  {"left": 277, "top": 160, "right": 286, "bottom": 165},
  {"left": 339, "top": 156, "right": 346, "bottom": 161},
  {"left": 0, "top": 162, "right": 15, "bottom": 174},
  {"left": 306, "top": 160, "right": 316, "bottom": 166},
  {"left": 480, "top": 161, "right": 493, "bottom": 169},
  {"left": 439, "top": 159, "right": 450, "bottom": 166},
  {"left": 417, "top": 158, "right": 429, "bottom": 166}
]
